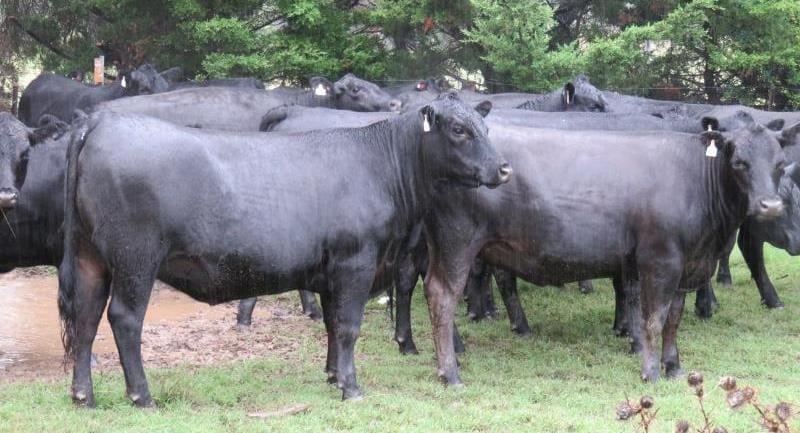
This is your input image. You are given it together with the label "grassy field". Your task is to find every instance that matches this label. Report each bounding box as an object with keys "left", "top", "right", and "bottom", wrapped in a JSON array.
[{"left": 1, "top": 247, "right": 798, "bottom": 433}]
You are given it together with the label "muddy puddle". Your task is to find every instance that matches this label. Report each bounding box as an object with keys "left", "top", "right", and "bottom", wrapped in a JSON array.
[{"left": 0, "top": 268, "right": 322, "bottom": 381}]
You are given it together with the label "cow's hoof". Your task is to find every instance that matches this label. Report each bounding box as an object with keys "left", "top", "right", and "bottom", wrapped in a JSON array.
[
  {"left": 614, "top": 327, "right": 629, "bottom": 338},
  {"left": 629, "top": 340, "right": 643, "bottom": 355},
  {"left": 236, "top": 323, "right": 251, "bottom": 332},
  {"left": 438, "top": 370, "right": 463, "bottom": 387},
  {"left": 763, "top": 300, "right": 784, "bottom": 309},
  {"left": 130, "top": 394, "right": 155, "bottom": 409},
  {"left": 71, "top": 390, "right": 95, "bottom": 408},
  {"left": 512, "top": 325, "right": 533, "bottom": 338},
  {"left": 466, "top": 311, "right": 480, "bottom": 322},
  {"left": 716, "top": 275, "right": 732, "bottom": 287},
  {"left": 397, "top": 341, "right": 419, "bottom": 355},
  {"left": 665, "top": 366, "right": 684, "bottom": 379},
  {"left": 305, "top": 310, "right": 323, "bottom": 321},
  {"left": 694, "top": 306, "right": 714, "bottom": 319},
  {"left": 341, "top": 388, "right": 364, "bottom": 401},
  {"left": 640, "top": 370, "right": 660, "bottom": 383},
  {"left": 579, "top": 281, "right": 594, "bottom": 294}
]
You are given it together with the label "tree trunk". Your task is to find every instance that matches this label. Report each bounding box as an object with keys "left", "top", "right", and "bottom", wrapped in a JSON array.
[{"left": 10, "top": 65, "right": 19, "bottom": 116}]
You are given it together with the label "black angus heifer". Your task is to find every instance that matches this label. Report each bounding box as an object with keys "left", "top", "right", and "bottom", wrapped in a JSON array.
[
  {"left": 512, "top": 75, "right": 606, "bottom": 112},
  {"left": 0, "top": 113, "right": 67, "bottom": 210},
  {"left": 267, "top": 74, "right": 402, "bottom": 112},
  {"left": 422, "top": 122, "right": 787, "bottom": 386},
  {"left": 18, "top": 64, "right": 169, "bottom": 126},
  {"left": 58, "top": 94, "right": 509, "bottom": 406},
  {"left": 701, "top": 124, "right": 800, "bottom": 315}
]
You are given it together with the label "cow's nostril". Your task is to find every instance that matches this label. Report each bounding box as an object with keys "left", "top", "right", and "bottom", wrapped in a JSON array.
[
  {"left": 757, "top": 198, "right": 784, "bottom": 219},
  {"left": 0, "top": 188, "right": 19, "bottom": 209},
  {"left": 389, "top": 100, "right": 402, "bottom": 111},
  {"left": 498, "top": 163, "right": 512, "bottom": 182}
]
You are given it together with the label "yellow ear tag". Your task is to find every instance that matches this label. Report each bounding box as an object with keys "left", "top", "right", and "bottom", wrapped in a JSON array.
[
  {"left": 705, "top": 124, "right": 717, "bottom": 158},
  {"left": 423, "top": 114, "right": 431, "bottom": 132}
]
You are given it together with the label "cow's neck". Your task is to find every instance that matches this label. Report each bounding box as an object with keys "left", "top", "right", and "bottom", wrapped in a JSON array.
[
  {"left": 378, "top": 114, "right": 426, "bottom": 225},
  {"left": 96, "top": 83, "right": 127, "bottom": 99},
  {"left": 297, "top": 91, "right": 337, "bottom": 109},
  {"left": 703, "top": 155, "right": 748, "bottom": 251}
]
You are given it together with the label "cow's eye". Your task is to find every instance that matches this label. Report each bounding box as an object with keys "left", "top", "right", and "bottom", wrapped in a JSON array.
[
  {"left": 732, "top": 160, "right": 748, "bottom": 170},
  {"left": 452, "top": 126, "right": 465, "bottom": 136},
  {"left": 351, "top": 86, "right": 360, "bottom": 94}
]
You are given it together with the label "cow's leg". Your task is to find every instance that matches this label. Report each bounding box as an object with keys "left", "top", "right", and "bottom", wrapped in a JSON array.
[
  {"left": 694, "top": 284, "right": 715, "bottom": 319},
  {"left": 330, "top": 254, "right": 375, "bottom": 401},
  {"left": 716, "top": 233, "right": 736, "bottom": 287},
  {"left": 394, "top": 251, "right": 420, "bottom": 354},
  {"left": 425, "top": 252, "right": 473, "bottom": 386},
  {"left": 624, "top": 278, "right": 644, "bottom": 354},
  {"left": 494, "top": 269, "right": 532, "bottom": 336},
  {"left": 465, "top": 258, "right": 494, "bottom": 321},
  {"left": 635, "top": 250, "right": 681, "bottom": 382},
  {"left": 320, "top": 291, "right": 338, "bottom": 384},
  {"left": 739, "top": 227, "right": 783, "bottom": 308},
  {"left": 236, "top": 297, "right": 257, "bottom": 329},
  {"left": 661, "top": 291, "right": 686, "bottom": 378},
  {"left": 107, "top": 263, "right": 158, "bottom": 408},
  {"left": 578, "top": 280, "right": 594, "bottom": 294},
  {"left": 66, "top": 247, "right": 110, "bottom": 408},
  {"left": 612, "top": 276, "right": 629, "bottom": 337},
  {"left": 299, "top": 290, "right": 322, "bottom": 320}
]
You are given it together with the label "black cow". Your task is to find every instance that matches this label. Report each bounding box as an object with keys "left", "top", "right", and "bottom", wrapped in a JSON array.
[
  {"left": 18, "top": 64, "right": 169, "bottom": 126},
  {"left": 0, "top": 114, "right": 68, "bottom": 269},
  {"left": 168, "top": 77, "right": 265, "bottom": 91},
  {"left": 384, "top": 79, "right": 445, "bottom": 109},
  {"left": 267, "top": 74, "right": 402, "bottom": 112},
  {"left": 699, "top": 124, "right": 800, "bottom": 315},
  {"left": 421, "top": 118, "right": 788, "bottom": 386},
  {"left": 57, "top": 93, "right": 509, "bottom": 406},
  {"left": 512, "top": 75, "right": 606, "bottom": 112},
  {"left": 0, "top": 113, "right": 68, "bottom": 210}
]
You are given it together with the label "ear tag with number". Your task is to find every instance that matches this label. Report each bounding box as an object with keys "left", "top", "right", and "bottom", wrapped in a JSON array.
[
  {"left": 423, "top": 113, "right": 431, "bottom": 132},
  {"left": 314, "top": 83, "right": 328, "bottom": 96},
  {"left": 705, "top": 124, "right": 717, "bottom": 158}
]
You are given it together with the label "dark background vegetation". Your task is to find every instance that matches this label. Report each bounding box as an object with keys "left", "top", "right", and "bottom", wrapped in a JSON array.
[{"left": 1, "top": 0, "right": 799, "bottom": 111}]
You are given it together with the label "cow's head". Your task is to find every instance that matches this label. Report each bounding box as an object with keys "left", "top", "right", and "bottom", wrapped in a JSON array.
[
  {"left": 121, "top": 63, "right": 170, "bottom": 95},
  {"left": 418, "top": 92, "right": 511, "bottom": 189},
  {"left": 562, "top": 74, "right": 606, "bottom": 112},
  {"left": 702, "top": 112, "right": 787, "bottom": 220},
  {"left": 0, "top": 113, "right": 68, "bottom": 209},
  {"left": 313, "top": 73, "right": 402, "bottom": 112}
]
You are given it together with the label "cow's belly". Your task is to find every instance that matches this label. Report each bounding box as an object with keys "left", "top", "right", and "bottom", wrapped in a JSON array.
[
  {"left": 157, "top": 251, "right": 318, "bottom": 304},
  {"left": 481, "top": 242, "right": 619, "bottom": 286}
]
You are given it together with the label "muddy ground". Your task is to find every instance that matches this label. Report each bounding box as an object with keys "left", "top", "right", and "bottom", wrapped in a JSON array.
[{"left": 0, "top": 268, "right": 326, "bottom": 382}]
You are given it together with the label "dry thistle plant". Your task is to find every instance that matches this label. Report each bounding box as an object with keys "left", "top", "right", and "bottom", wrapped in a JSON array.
[{"left": 615, "top": 372, "right": 796, "bottom": 433}]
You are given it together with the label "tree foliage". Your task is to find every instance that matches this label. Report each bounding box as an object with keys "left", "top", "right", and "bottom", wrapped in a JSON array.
[{"left": 2, "top": 0, "right": 800, "bottom": 109}]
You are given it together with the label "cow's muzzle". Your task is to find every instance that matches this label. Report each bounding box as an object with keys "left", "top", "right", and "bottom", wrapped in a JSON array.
[
  {"left": 755, "top": 197, "right": 784, "bottom": 221},
  {"left": 0, "top": 188, "right": 18, "bottom": 209}
]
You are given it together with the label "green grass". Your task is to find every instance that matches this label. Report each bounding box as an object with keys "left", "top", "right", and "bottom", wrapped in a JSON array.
[{"left": 1, "top": 247, "right": 799, "bottom": 433}]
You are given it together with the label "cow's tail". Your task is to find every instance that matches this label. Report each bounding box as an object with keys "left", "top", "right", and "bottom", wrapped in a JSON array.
[
  {"left": 259, "top": 104, "right": 290, "bottom": 132},
  {"left": 58, "top": 114, "right": 96, "bottom": 365}
]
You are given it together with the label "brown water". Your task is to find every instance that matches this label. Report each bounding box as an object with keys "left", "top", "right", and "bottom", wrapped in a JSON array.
[{"left": 0, "top": 270, "right": 227, "bottom": 378}]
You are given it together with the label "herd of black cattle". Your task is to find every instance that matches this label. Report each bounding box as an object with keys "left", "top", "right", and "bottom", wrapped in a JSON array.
[{"left": 1, "top": 63, "right": 800, "bottom": 406}]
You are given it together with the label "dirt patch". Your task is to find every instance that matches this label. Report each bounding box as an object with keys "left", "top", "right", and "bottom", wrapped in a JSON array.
[{"left": 0, "top": 270, "right": 324, "bottom": 382}]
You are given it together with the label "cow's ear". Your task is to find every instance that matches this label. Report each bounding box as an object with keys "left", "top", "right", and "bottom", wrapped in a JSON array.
[
  {"left": 701, "top": 116, "right": 720, "bottom": 131},
  {"left": 779, "top": 122, "right": 800, "bottom": 148},
  {"left": 28, "top": 119, "right": 68, "bottom": 145},
  {"left": 563, "top": 82, "right": 576, "bottom": 105},
  {"left": 474, "top": 100, "right": 492, "bottom": 118},
  {"left": 159, "top": 66, "right": 183, "bottom": 83},
  {"left": 786, "top": 162, "right": 800, "bottom": 187},
  {"left": 309, "top": 77, "right": 334, "bottom": 97},
  {"left": 419, "top": 105, "right": 436, "bottom": 132},
  {"left": 700, "top": 130, "right": 726, "bottom": 157},
  {"left": 766, "top": 118, "right": 785, "bottom": 131}
]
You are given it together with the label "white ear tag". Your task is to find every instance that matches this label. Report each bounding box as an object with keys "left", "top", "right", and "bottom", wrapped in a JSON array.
[
  {"left": 705, "top": 124, "right": 717, "bottom": 157},
  {"left": 314, "top": 83, "right": 328, "bottom": 96},
  {"left": 120, "top": 76, "right": 127, "bottom": 88},
  {"left": 423, "top": 114, "right": 431, "bottom": 132}
]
